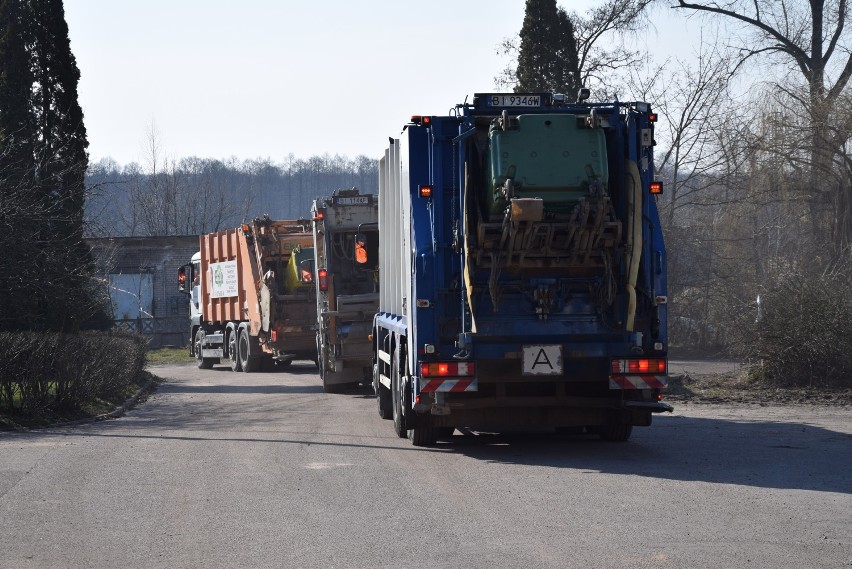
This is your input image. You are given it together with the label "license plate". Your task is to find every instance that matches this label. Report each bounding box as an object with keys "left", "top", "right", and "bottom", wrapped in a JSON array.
[
  {"left": 487, "top": 95, "right": 542, "bottom": 108},
  {"left": 522, "top": 345, "right": 563, "bottom": 375},
  {"left": 334, "top": 196, "right": 371, "bottom": 206}
]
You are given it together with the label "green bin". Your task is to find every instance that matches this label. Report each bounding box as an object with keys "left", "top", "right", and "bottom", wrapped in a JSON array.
[{"left": 485, "top": 114, "right": 608, "bottom": 218}]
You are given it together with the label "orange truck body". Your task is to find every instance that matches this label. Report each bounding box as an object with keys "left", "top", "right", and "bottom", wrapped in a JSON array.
[{"left": 194, "top": 217, "right": 317, "bottom": 369}]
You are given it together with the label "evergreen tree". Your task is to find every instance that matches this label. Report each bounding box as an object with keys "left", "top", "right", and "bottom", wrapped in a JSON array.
[
  {"left": 553, "top": 9, "right": 580, "bottom": 97},
  {"left": 0, "top": 0, "right": 33, "bottom": 167},
  {"left": 0, "top": 0, "right": 38, "bottom": 330},
  {"left": 0, "top": 0, "right": 100, "bottom": 332},
  {"left": 30, "top": 0, "right": 94, "bottom": 331},
  {"left": 515, "top": 0, "right": 580, "bottom": 96}
]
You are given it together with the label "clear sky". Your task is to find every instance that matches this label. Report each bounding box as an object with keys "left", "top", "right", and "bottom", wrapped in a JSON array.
[
  {"left": 63, "top": 1, "right": 696, "bottom": 166},
  {"left": 63, "top": 1, "right": 532, "bottom": 165}
]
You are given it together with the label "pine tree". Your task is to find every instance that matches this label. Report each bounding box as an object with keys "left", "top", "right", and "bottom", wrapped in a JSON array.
[{"left": 515, "top": 0, "right": 580, "bottom": 96}]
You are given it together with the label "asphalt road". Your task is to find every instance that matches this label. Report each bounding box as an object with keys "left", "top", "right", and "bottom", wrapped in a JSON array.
[{"left": 1, "top": 361, "right": 850, "bottom": 569}]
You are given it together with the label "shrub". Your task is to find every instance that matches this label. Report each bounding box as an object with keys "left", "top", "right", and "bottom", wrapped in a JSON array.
[
  {"left": 0, "top": 330, "right": 148, "bottom": 413},
  {"left": 730, "top": 263, "right": 852, "bottom": 388}
]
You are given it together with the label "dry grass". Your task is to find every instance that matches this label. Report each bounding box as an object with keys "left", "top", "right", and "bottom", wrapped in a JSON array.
[{"left": 667, "top": 367, "right": 852, "bottom": 406}]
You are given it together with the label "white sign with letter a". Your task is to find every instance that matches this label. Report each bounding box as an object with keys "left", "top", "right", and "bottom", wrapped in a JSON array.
[{"left": 522, "top": 345, "right": 563, "bottom": 376}]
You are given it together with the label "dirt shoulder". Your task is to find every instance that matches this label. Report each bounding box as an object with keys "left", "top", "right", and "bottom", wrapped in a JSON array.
[{"left": 666, "top": 359, "right": 852, "bottom": 406}]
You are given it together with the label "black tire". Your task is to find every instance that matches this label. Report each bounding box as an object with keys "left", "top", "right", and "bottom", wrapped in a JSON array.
[
  {"left": 228, "top": 329, "right": 242, "bottom": 372},
  {"left": 408, "top": 426, "right": 439, "bottom": 447},
  {"left": 375, "top": 363, "right": 392, "bottom": 420},
  {"left": 391, "top": 353, "right": 408, "bottom": 438},
  {"left": 317, "top": 337, "right": 327, "bottom": 381},
  {"left": 599, "top": 422, "right": 633, "bottom": 442},
  {"left": 195, "top": 329, "right": 215, "bottom": 370},
  {"left": 238, "top": 328, "right": 260, "bottom": 373}
]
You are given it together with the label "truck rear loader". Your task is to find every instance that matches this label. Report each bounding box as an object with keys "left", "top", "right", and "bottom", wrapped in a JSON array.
[
  {"left": 372, "top": 92, "right": 673, "bottom": 446},
  {"left": 311, "top": 188, "right": 380, "bottom": 392},
  {"left": 179, "top": 216, "right": 317, "bottom": 372}
]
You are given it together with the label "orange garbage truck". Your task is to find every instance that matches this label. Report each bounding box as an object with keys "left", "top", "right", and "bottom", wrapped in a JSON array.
[{"left": 178, "top": 215, "right": 317, "bottom": 372}]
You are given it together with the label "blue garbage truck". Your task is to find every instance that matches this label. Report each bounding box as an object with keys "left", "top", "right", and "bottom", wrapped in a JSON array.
[{"left": 371, "top": 92, "right": 672, "bottom": 446}]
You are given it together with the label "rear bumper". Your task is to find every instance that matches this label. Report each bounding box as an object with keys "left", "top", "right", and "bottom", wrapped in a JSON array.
[{"left": 625, "top": 400, "right": 674, "bottom": 413}]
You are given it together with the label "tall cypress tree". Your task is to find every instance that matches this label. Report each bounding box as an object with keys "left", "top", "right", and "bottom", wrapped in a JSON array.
[
  {"left": 515, "top": 0, "right": 580, "bottom": 96},
  {"left": 553, "top": 9, "right": 580, "bottom": 97},
  {"left": 0, "top": 0, "right": 99, "bottom": 332},
  {"left": 0, "top": 0, "right": 33, "bottom": 165},
  {"left": 0, "top": 0, "right": 39, "bottom": 330},
  {"left": 32, "top": 0, "right": 94, "bottom": 331}
]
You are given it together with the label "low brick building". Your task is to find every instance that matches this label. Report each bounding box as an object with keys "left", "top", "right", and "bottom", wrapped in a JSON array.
[{"left": 87, "top": 236, "right": 199, "bottom": 348}]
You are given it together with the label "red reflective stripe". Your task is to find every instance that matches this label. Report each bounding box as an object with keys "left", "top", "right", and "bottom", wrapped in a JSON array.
[
  {"left": 420, "top": 379, "right": 475, "bottom": 392},
  {"left": 644, "top": 377, "right": 668, "bottom": 389},
  {"left": 610, "top": 375, "right": 668, "bottom": 389},
  {"left": 611, "top": 376, "right": 636, "bottom": 389}
]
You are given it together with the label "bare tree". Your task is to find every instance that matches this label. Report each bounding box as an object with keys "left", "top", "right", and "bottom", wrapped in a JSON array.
[
  {"left": 574, "top": 0, "right": 653, "bottom": 95},
  {"left": 672, "top": 0, "right": 852, "bottom": 255},
  {"left": 629, "top": 41, "right": 735, "bottom": 227}
]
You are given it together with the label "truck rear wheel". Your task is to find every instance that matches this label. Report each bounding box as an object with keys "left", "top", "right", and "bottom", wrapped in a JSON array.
[
  {"left": 314, "top": 333, "right": 322, "bottom": 370},
  {"left": 391, "top": 355, "right": 408, "bottom": 438},
  {"left": 228, "top": 329, "right": 242, "bottom": 372},
  {"left": 238, "top": 328, "right": 260, "bottom": 373},
  {"left": 598, "top": 422, "right": 633, "bottom": 442},
  {"left": 195, "top": 329, "right": 216, "bottom": 370},
  {"left": 375, "top": 363, "right": 392, "bottom": 420},
  {"left": 408, "top": 426, "right": 439, "bottom": 447}
]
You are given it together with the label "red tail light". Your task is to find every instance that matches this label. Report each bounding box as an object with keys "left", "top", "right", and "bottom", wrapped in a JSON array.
[
  {"left": 318, "top": 269, "right": 328, "bottom": 292},
  {"left": 611, "top": 358, "right": 667, "bottom": 374},
  {"left": 420, "top": 361, "right": 475, "bottom": 377}
]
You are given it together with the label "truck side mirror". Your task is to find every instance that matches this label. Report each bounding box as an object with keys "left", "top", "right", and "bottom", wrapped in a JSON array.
[
  {"left": 299, "top": 259, "right": 314, "bottom": 283},
  {"left": 354, "top": 233, "right": 368, "bottom": 265},
  {"left": 178, "top": 264, "right": 192, "bottom": 293}
]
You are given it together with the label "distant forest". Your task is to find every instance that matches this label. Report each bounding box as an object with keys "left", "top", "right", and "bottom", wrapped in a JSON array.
[{"left": 84, "top": 154, "right": 379, "bottom": 237}]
